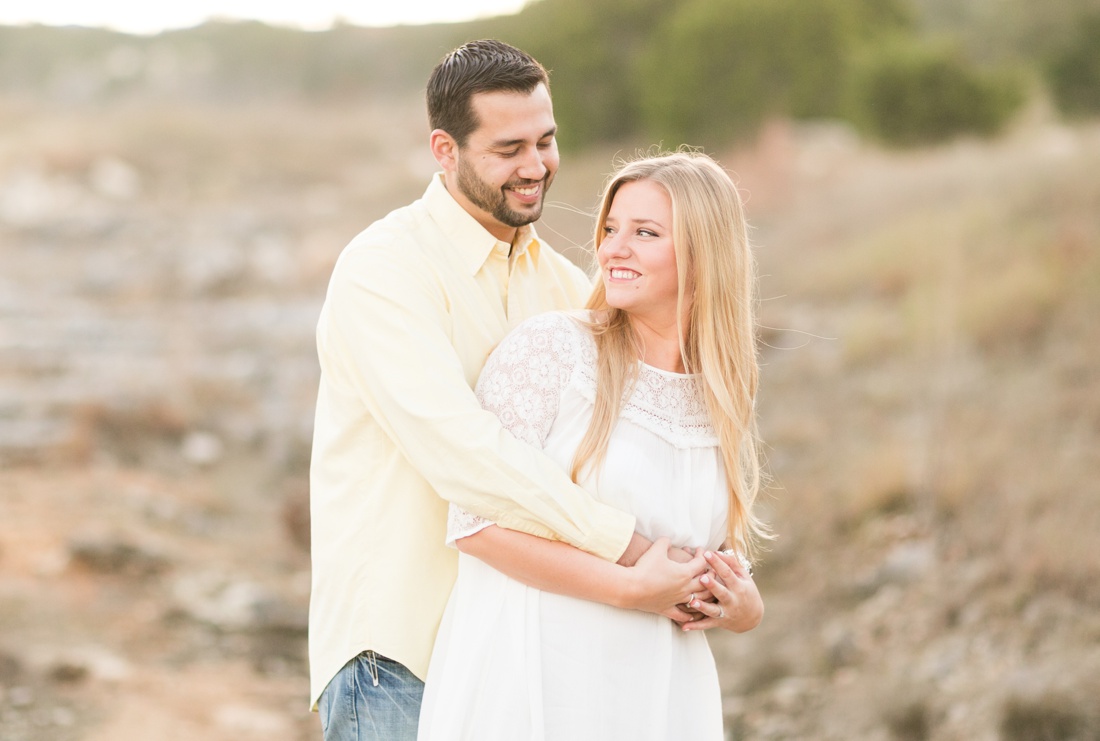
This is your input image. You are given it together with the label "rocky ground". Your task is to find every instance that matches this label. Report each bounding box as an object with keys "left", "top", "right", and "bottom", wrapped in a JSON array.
[{"left": 1, "top": 97, "right": 1099, "bottom": 740}]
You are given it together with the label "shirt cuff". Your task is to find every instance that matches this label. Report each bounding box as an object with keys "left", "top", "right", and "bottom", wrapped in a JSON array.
[{"left": 579, "top": 508, "right": 637, "bottom": 563}]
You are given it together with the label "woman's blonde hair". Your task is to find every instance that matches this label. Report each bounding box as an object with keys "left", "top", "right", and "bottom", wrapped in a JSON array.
[{"left": 573, "top": 149, "right": 769, "bottom": 557}]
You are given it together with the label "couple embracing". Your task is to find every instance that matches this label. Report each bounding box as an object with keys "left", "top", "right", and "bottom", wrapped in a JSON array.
[{"left": 309, "top": 39, "right": 769, "bottom": 741}]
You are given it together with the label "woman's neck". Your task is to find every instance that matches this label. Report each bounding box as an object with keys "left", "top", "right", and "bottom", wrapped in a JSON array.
[{"left": 629, "top": 315, "right": 686, "bottom": 373}]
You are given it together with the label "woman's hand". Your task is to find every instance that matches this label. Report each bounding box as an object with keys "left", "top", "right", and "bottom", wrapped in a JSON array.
[
  {"left": 620, "top": 537, "right": 709, "bottom": 623},
  {"left": 680, "top": 549, "right": 762, "bottom": 633}
]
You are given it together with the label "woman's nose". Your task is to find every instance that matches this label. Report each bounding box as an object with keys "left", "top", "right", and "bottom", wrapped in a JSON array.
[{"left": 600, "top": 231, "right": 630, "bottom": 259}]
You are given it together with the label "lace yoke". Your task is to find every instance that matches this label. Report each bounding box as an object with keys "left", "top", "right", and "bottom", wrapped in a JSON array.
[{"left": 484, "top": 311, "right": 715, "bottom": 447}]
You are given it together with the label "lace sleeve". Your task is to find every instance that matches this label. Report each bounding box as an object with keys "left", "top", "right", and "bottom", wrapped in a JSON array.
[
  {"left": 446, "top": 503, "right": 494, "bottom": 546},
  {"left": 474, "top": 312, "right": 577, "bottom": 448},
  {"left": 445, "top": 313, "right": 580, "bottom": 546}
]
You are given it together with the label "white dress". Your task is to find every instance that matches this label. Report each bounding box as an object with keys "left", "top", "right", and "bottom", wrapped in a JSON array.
[{"left": 418, "top": 311, "right": 729, "bottom": 741}]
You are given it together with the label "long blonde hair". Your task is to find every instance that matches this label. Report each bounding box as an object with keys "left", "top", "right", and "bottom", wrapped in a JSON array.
[{"left": 572, "top": 150, "right": 769, "bottom": 557}]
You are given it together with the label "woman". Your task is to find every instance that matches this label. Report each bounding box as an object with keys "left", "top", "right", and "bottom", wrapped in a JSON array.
[{"left": 418, "top": 150, "right": 769, "bottom": 739}]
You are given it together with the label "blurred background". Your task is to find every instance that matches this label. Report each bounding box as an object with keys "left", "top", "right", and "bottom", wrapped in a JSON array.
[{"left": 1, "top": 0, "right": 1099, "bottom": 739}]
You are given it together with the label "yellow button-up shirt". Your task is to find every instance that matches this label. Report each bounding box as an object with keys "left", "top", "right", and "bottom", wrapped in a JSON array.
[{"left": 308, "top": 173, "right": 636, "bottom": 707}]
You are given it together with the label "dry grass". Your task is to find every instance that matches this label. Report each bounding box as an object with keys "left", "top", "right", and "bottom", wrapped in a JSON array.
[{"left": 708, "top": 116, "right": 1100, "bottom": 739}]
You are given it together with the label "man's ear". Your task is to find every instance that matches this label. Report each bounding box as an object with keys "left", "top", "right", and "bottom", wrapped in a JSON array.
[{"left": 430, "top": 129, "right": 459, "bottom": 172}]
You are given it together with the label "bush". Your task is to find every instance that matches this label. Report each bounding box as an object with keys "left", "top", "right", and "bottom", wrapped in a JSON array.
[
  {"left": 497, "top": 0, "right": 678, "bottom": 149},
  {"left": 1000, "top": 690, "right": 1095, "bottom": 741},
  {"left": 492, "top": 0, "right": 914, "bottom": 150},
  {"left": 1045, "top": 13, "right": 1100, "bottom": 117},
  {"left": 849, "top": 41, "right": 1024, "bottom": 146},
  {"left": 635, "top": 0, "right": 855, "bottom": 147}
]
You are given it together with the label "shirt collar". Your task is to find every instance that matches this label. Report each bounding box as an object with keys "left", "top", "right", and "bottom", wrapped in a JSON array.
[{"left": 423, "top": 172, "right": 542, "bottom": 274}]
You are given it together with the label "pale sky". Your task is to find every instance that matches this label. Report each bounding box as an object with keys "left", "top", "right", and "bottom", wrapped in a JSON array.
[{"left": 0, "top": 0, "right": 531, "bottom": 34}]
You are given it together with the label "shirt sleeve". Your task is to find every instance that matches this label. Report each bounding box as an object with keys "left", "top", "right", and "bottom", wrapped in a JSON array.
[{"left": 317, "top": 232, "right": 634, "bottom": 561}]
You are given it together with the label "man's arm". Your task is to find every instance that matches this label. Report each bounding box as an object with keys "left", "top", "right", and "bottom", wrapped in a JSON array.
[
  {"left": 616, "top": 532, "right": 656, "bottom": 566},
  {"left": 319, "top": 235, "right": 634, "bottom": 561}
]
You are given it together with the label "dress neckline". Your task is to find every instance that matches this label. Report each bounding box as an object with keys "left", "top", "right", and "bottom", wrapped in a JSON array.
[{"left": 638, "top": 360, "right": 697, "bottom": 379}]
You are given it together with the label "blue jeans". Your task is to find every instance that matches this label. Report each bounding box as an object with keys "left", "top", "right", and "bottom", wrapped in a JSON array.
[{"left": 319, "top": 651, "right": 425, "bottom": 741}]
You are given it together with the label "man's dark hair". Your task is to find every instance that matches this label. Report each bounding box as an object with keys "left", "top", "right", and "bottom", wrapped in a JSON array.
[{"left": 426, "top": 39, "right": 550, "bottom": 147}]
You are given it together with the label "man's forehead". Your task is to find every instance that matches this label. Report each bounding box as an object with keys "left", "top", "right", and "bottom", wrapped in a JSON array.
[
  {"left": 470, "top": 84, "right": 548, "bottom": 108},
  {"left": 467, "top": 86, "right": 555, "bottom": 142}
]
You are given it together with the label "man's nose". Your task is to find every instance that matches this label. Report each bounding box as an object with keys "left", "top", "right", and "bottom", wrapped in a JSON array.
[{"left": 516, "top": 147, "right": 547, "bottom": 180}]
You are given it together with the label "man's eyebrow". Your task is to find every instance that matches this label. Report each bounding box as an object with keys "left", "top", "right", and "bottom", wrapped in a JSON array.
[{"left": 489, "top": 127, "right": 557, "bottom": 148}]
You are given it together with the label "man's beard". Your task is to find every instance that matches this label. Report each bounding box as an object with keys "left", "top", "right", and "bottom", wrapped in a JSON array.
[{"left": 456, "top": 157, "right": 551, "bottom": 228}]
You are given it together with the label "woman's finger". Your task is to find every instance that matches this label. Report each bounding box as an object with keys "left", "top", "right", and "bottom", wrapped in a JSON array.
[
  {"left": 680, "top": 596, "right": 723, "bottom": 632},
  {"left": 712, "top": 549, "right": 753, "bottom": 579},
  {"left": 703, "top": 550, "right": 742, "bottom": 581},
  {"left": 679, "top": 574, "right": 734, "bottom": 631},
  {"left": 690, "top": 596, "right": 722, "bottom": 617},
  {"left": 662, "top": 605, "right": 699, "bottom": 624},
  {"left": 678, "top": 568, "right": 713, "bottom": 606},
  {"left": 679, "top": 555, "right": 764, "bottom": 633},
  {"left": 699, "top": 572, "right": 730, "bottom": 601}
]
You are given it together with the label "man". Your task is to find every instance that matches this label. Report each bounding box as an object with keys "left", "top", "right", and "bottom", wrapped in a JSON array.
[{"left": 309, "top": 39, "right": 760, "bottom": 740}]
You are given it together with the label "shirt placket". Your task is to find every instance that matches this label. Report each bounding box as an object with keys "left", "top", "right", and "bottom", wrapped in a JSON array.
[{"left": 489, "top": 239, "right": 512, "bottom": 317}]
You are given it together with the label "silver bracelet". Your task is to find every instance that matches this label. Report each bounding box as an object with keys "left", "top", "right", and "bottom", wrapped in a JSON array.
[{"left": 718, "top": 548, "right": 753, "bottom": 577}]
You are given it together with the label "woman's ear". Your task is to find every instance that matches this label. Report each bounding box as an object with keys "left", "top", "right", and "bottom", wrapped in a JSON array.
[{"left": 430, "top": 129, "right": 458, "bottom": 172}]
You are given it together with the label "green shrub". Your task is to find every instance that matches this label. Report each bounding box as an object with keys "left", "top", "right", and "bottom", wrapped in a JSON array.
[
  {"left": 1045, "top": 13, "right": 1100, "bottom": 117},
  {"left": 635, "top": 0, "right": 855, "bottom": 147},
  {"left": 849, "top": 41, "right": 1024, "bottom": 146},
  {"left": 492, "top": 0, "right": 915, "bottom": 150},
  {"left": 498, "top": 0, "right": 679, "bottom": 149}
]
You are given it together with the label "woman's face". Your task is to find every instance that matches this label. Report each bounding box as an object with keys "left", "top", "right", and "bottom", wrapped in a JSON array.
[{"left": 597, "top": 179, "right": 680, "bottom": 326}]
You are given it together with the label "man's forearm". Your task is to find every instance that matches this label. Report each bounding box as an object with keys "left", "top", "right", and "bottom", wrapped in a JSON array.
[{"left": 616, "top": 531, "right": 653, "bottom": 566}]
